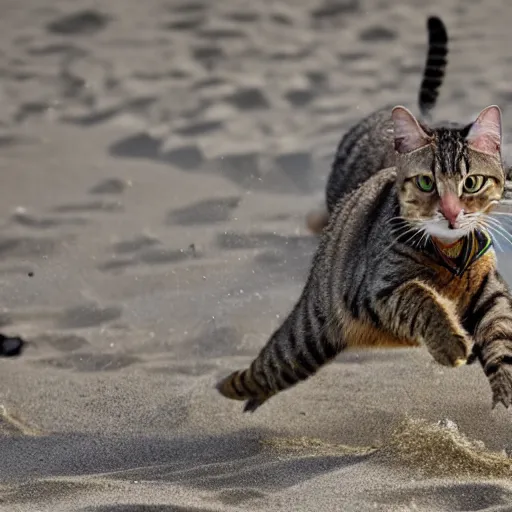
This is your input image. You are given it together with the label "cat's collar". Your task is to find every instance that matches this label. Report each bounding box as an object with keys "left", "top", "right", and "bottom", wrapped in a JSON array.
[{"left": 423, "top": 229, "right": 493, "bottom": 277}]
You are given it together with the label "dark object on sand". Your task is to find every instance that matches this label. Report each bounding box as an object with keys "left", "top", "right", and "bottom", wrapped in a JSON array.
[
  {"left": 0, "top": 334, "right": 25, "bottom": 357},
  {"left": 47, "top": 10, "right": 110, "bottom": 36}
]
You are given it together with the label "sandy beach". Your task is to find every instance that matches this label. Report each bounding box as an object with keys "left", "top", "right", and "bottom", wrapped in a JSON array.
[{"left": 2, "top": 0, "right": 512, "bottom": 510}]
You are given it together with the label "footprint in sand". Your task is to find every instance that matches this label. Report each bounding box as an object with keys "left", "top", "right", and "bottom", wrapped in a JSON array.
[
  {"left": 88, "top": 178, "right": 126, "bottom": 195},
  {"left": 30, "top": 329, "right": 138, "bottom": 373},
  {"left": 191, "top": 45, "right": 224, "bottom": 67},
  {"left": 138, "top": 247, "right": 196, "bottom": 265},
  {"left": 225, "top": 87, "right": 270, "bottom": 111},
  {"left": 0, "top": 234, "right": 57, "bottom": 260},
  {"left": 166, "top": 196, "right": 241, "bottom": 226},
  {"left": 310, "top": 0, "right": 360, "bottom": 20},
  {"left": 163, "top": 15, "right": 205, "bottom": 32},
  {"left": 35, "top": 352, "right": 140, "bottom": 372},
  {"left": 172, "top": 2, "right": 208, "bottom": 14},
  {"left": 56, "top": 303, "right": 122, "bottom": 329},
  {"left": 110, "top": 132, "right": 319, "bottom": 194},
  {"left": 197, "top": 26, "right": 246, "bottom": 40},
  {"left": 52, "top": 200, "right": 123, "bottom": 214},
  {"left": 358, "top": 25, "right": 397, "bottom": 42},
  {"left": 215, "top": 231, "right": 313, "bottom": 252},
  {"left": 46, "top": 10, "right": 111, "bottom": 36},
  {"left": 112, "top": 235, "right": 160, "bottom": 254},
  {"left": 174, "top": 120, "right": 223, "bottom": 137},
  {"left": 32, "top": 333, "right": 90, "bottom": 352},
  {"left": 284, "top": 88, "right": 315, "bottom": 108},
  {"left": 110, "top": 132, "right": 206, "bottom": 172},
  {"left": 11, "top": 208, "right": 88, "bottom": 229},
  {"left": 225, "top": 11, "right": 260, "bottom": 23},
  {"left": 98, "top": 236, "right": 200, "bottom": 273}
]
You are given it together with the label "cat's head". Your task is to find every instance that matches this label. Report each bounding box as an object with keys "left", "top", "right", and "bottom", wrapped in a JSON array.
[{"left": 391, "top": 105, "right": 505, "bottom": 244}]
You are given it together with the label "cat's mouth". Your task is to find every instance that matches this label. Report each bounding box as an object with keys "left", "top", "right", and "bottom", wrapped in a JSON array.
[{"left": 423, "top": 218, "right": 468, "bottom": 244}]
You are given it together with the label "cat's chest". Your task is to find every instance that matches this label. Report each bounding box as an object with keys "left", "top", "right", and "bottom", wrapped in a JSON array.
[{"left": 431, "top": 251, "right": 496, "bottom": 313}]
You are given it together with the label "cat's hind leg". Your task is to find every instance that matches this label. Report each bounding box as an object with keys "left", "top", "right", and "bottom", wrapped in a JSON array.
[{"left": 216, "top": 290, "right": 342, "bottom": 412}]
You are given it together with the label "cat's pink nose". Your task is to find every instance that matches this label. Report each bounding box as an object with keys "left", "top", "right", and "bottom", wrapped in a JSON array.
[{"left": 439, "top": 193, "right": 463, "bottom": 228}]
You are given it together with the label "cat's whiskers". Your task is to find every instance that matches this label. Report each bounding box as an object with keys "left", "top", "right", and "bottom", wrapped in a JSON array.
[
  {"left": 386, "top": 215, "right": 408, "bottom": 225},
  {"left": 483, "top": 226, "right": 512, "bottom": 250},
  {"left": 390, "top": 225, "right": 416, "bottom": 238},
  {"left": 401, "top": 229, "right": 423, "bottom": 248},
  {"left": 481, "top": 216, "right": 512, "bottom": 250},
  {"left": 456, "top": 212, "right": 480, "bottom": 232},
  {"left": 479, "top": 220, "right": 504, "bottom": 252},
  {"left": 390, "top": 223, "right": 419, "bottom": 239},
  {"left": 483, "top": 214, "right": 510, "bottom": 232},
  {"left": 389, "top": 223, "right": 411, "bottom": 234},
  {"left": 412, "top": 228, "right": 429, "bottom": 250},
  {"left": 418, "top": 229, "right": 431, "bottom": 249},
  {"left": 489, "top": 211, "right": 512, "bottom": 217},
  {"left": 480, "top": 222, "right": 508, "bottom": 251},
  {"left": 384, "top": 222, "right": 423, "bottom": 254},
  {"left": 389, "top": 218, "right": 417, "bottom": 234},
  {"left": 488, "top": 212, "right": 512, "bottom": 233}
]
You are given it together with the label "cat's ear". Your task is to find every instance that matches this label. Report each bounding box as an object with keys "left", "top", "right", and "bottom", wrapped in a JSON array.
[
  {"left": 467, "top": 105, "right": 502, "bottom": 155},
  {"left": 391, "top": 106, "right": 432, "bottom": 153}
]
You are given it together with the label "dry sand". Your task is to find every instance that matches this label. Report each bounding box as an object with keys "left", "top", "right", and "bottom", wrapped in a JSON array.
[{"left": 1, "top": 0, "right": 512, "bottom": 510}]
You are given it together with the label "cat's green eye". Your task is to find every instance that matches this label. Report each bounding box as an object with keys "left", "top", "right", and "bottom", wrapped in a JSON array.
[
  {"left": 463, "top": 175, "right": 486, "bottom": 194},
  {"left": 416, "top": 175, "right": 434, "bottom": 193}
]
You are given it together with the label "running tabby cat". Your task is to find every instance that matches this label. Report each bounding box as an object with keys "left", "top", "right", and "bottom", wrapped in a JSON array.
[
  {"left": 307, "top": 15, "right": 449, "bottom": 233},
  {"left": 217, "top": 104, "right": 512, "bottom": 412}
]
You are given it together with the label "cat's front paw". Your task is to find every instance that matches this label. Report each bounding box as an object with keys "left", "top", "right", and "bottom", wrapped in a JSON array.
[
  {"left": 430, "top": 333, "right": 472, "bottom": 368},
  {"left": 488, "top": 362, "right": 512, "bottom": 409}
]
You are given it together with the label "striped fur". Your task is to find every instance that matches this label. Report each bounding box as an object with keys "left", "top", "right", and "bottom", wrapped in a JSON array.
[
  {"left": 217, "top": 107, "right": 512, "bottom": 413},
  {"left": 418, "top": 16, "right": 449, "bottom": 119},
  {"left": 307, "top": 15, "right": 449, "bottom": 234}
]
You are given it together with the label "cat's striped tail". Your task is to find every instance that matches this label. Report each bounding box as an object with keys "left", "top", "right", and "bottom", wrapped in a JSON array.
[
  {"left": 418, "top": 15, "right": 449, "bottom": 118},
  {"left": 216, "top": 292, "right": 341, "bottom": 412}
]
